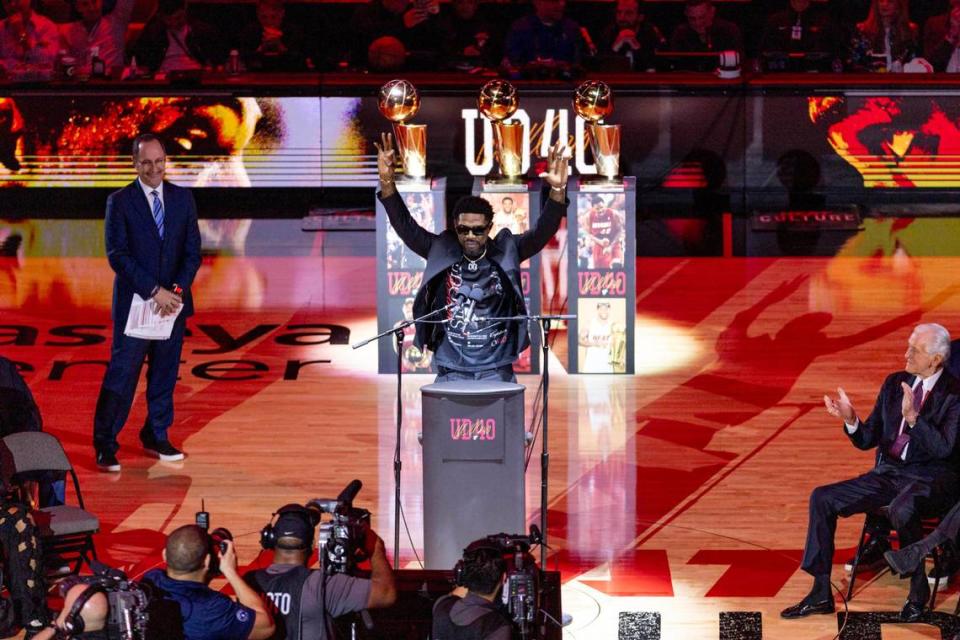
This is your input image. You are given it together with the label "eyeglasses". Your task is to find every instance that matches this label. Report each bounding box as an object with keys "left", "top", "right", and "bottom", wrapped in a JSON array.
[{"left": 456, "top": 224, "right": 490, "bottom": 236}]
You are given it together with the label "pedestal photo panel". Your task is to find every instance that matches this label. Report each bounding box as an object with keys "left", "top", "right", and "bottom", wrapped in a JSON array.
[
  {"left": 376, "top": 178, "right": 446, "bottom": 374},
  {"left": 567, "top": 177, "right": 636, "bottom": 374}
]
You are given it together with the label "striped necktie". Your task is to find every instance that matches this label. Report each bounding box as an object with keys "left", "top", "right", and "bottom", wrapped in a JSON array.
[{"left": 151, "top": 190, "right": 164, "bottom": 239}]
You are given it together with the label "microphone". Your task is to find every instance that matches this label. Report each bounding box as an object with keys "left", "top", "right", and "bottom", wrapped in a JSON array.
[
  {"left": 337, "top": 479, "right": 363, "bottom": 504},
  {"left": 454, "top": 285, "right": 482, "bottom": 326}
]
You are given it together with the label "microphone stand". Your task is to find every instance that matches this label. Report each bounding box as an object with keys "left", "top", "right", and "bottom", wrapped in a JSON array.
[
  {"left": 352, "top": 303, "right": 453, "bottom": 564},
  {"left": 481, "top": 313, "right": 575, "bottom": 566}
]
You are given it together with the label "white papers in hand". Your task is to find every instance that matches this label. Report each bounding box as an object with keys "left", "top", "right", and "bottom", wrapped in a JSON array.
[{"left": 124, "top": 293, "right": 183, "bottom": 340}]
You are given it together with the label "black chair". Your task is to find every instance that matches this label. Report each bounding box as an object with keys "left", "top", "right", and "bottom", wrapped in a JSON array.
[
  {"left": 846, "top": 507, "right": 944, "bottom": 608},
  {"left": 0, "top": 432, "right": 99, "bottom": 577}
]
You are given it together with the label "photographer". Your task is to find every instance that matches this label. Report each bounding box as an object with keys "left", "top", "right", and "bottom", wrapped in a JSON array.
[
  {"left": 33, "top": 583, "right": 108, "bottom": 640},
  {"left": 142, "top": 525, "right": 275, "bottom": 640},
  {"left": 244, "top": 504, "right": 397, "bottom": 639},
  {"left": 432, "top": 540, "right": 511, "bottom": 640}
]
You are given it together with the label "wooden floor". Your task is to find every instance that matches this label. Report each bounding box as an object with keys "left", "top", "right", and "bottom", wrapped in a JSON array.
[{"left": 5, "top": 252, "right": 960, "bottom": 639}]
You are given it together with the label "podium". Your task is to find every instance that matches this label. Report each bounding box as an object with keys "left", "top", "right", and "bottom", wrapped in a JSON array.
[{"left": 421, "top": 381, "right": 526, "bottom": 570}]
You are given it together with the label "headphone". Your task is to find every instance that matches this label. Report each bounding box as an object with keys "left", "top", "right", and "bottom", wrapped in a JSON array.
[
  {"left": 57, "top": 583, "right": 107, "bottom": 637},
  {"left": 260, "top": 504, "right": 320, "bottom": 551},
  {"left": 453, "top": 541, "right": 503, "bottom": 587}
]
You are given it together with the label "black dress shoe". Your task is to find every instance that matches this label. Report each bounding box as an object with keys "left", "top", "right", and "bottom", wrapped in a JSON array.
[
  {"left": 780, "top": 598, "right": 835, "bottom": 619},
  {"left": 885, "top": 545, "right": 927, "bottom": 577},
  {"left": 899, "top": 600, "right": 926, "bottom": 622}
]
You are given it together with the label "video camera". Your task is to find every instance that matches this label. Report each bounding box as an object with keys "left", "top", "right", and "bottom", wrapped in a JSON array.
[
  {"left": 56, "top": 562, "right": 152, "bottom": 640},
  {"left": 308, "top": 479, "right": 371, "bottom": 576},
  {"left": 462, "top": 525, "right": 543, "bottom": 638}
]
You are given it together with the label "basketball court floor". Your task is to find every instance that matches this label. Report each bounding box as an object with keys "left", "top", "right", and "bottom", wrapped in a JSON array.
[{"left": 5, "top": 246, "right": 960, "bottom": 639}]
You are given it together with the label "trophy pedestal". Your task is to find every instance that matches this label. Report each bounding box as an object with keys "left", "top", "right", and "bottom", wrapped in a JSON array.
[
  {"left": 471, "top": 177, "right": 543, "bottom": 374},
  {"left": 393, "top": 175, "right": 432, "bottom": 190},
  {"left": 578, "top": 176, "right": 626, "bottom": 191},
  {"left": 479, "top": 176, "right": 529, "bottom": 191},
  {"left": 375, "top": 176, "right": 446, "bottom": 374},
  {"left": 566, "top": 176, "right": 636, "bottom": 375}
]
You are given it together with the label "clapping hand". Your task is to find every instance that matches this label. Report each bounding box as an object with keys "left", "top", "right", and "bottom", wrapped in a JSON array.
[
  {"left": 900, "top": 382, "right": 919, "bottom": 426},
  {"left": 824, "top": 387, "right": 856, "bottom": 424}
]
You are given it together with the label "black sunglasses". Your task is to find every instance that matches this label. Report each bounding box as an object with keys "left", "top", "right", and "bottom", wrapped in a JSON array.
[{"left": 455, "top": 224, "right": 491, "bottom": 236}]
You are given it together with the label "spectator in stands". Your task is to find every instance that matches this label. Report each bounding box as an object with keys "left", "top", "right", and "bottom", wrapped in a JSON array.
[
  {"left": 669, "top": 0, "right": 742, "bottom": 54},
  {"left": 923, "top": 0, "right": 960, "bottom": 72},
  {"left": 759, "top": 0, "right": 841, "bottom": 63},
  {"left": 237, "top": 0, "right": 307, "bottom": 71},
  {"left": 503, "top": 0, "right": 588, "bottom": 73},
  {"left": 58, "top": 0, "right": 134, "bottom": 74},
  {"left": 143, "top": 524, "right": 275, "bottom": 640},
  {"left": 438, "top": 0, "right": 499, "bottom": 69},
  {"left": 0, "top": 0, "right": 60, "bottom": 70},
  {"left": 131, "top": 0, "right": 227, "bottom": 74},
  {"left": 597, "top": 0, "right": 664, "bottom": 72},
  {"left": 349, "top": 0, "right": 443, "bottom": 70},
  {"left": 848, "top": 0, "right": 919, "bottom": 72}
]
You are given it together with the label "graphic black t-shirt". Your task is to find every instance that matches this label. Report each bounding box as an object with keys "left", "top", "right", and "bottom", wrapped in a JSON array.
[{"left": 435, "top": 256, "right": 519, "bottom": 372}]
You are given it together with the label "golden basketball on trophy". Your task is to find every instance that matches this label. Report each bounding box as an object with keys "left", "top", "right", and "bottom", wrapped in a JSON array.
[
  {"left": 573, "top": 81, "right": 620, "bottom": 183},
  {"left": 378, "top": 79, "right": 420, "bottom": 123},
  {"left": 573, "top": 80, "right": 614, "bottom": 123},
  {"left": 379, "top": 79, "right": 427, "bottom": 179},
  {"left": 477, "top": 80, "right": 522, "bottom": 180},
  {"left": 477, "top": 79, "right": 518, "bottom": 122}
]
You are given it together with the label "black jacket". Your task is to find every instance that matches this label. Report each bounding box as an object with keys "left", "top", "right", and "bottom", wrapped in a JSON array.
[
  {"left": 378, "top": 188, "right": 566, "bottom": 355},
  {"left": 131, "top": 16, "right": 227, "bottom": 73},
  {"left": 846, "top": 369, "right": 960, "bottom": 479}
]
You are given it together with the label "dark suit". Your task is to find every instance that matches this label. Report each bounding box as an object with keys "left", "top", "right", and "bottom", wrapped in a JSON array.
[
  {"left": 802, "top": 370, "right": 960, "bottom": 598},
  {"left": 93, "top": 179, "right": 201, "bottom": 456},
  {"left": 378, "top": 188, "right": 565, "bottom": 375}
]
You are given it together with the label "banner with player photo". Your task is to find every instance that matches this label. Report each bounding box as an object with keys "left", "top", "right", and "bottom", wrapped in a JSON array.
[
  {"left": 375, "top": 179, "right": 446, "bottom": 374},
  {"left": 567, "top": 178, "right": 636, "bottom": 374}
]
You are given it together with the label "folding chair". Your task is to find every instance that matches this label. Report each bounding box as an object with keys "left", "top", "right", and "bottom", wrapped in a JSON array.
[
  {"left": 847, "top": 507, "right": 944, "bottom": 608},
  {"left": 0, "top": 432, "right": 99, "bottom": 577}
]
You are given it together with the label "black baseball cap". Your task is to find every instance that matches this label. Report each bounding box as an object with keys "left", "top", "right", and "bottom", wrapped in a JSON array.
[{"left": 274, "top": 505, "right": 315, "bottom": 549}]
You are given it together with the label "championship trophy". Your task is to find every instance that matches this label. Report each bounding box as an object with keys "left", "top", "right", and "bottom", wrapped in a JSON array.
[
  {"left": 379, "top": 79, "right": 426, "bottom": 180},
  {"left": 477, "top": 79, "right": 522, "bottom": 183},
  {"left": 573, "top": 80, "right": 620, "bottom": 184}
]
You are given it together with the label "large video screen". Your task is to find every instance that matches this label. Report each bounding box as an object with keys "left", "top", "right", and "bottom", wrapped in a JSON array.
[{"left": 0, "top": 96, "right": 320, "bottom": 188}]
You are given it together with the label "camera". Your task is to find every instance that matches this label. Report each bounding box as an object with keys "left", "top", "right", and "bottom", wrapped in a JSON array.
[
  {"left": 460, "top": 525, "right": 543, "bottom": 638},
  {"left": 57, "top": 562, "right": 152, "bottom": 640},
  {"left": 308, "top": 479, "right": 371, "bottom": 576}
]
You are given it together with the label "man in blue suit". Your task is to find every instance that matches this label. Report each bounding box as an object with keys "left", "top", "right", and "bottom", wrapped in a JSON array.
[{"left": 93, "top": 133, "right": 201, "bottom": 472}]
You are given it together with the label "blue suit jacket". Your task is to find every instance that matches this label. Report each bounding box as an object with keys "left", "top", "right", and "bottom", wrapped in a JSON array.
[{"left": 105, "top": 180, "right": 202, "bottom": 327}]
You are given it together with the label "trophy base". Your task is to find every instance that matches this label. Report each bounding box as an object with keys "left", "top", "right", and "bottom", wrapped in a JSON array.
[
  {"left": 481, "top": 176, "right": 528, "bottom": 191},
  {"left": 578, "top": 175, "right": 624, "bottom": 191},
  {"left": 395, "top": 174, "right": 432, "bottom": 191}
]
